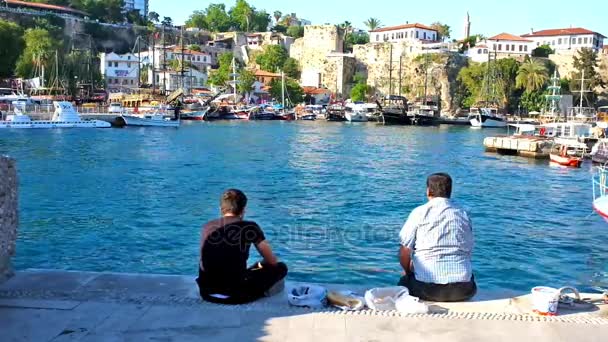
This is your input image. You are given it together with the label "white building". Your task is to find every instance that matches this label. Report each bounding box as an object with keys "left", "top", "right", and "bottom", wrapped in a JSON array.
[
  {"left": 369, "top": 23, "right": 439, "bottom": 44},
  {"left": 466, "top": 33, "right": 534, "bottom": 63},
  {"left": 521, "top": 27, "right": 605, "bottom": 53},
  {"left": 152, "top": 68, "right": 208, "bottom": 94},
  {"left": 123, "top": 0, "right": 148, "bottom": 17},
  {"left": 100, "top": 52, "right": 140, "bottom": 90}
]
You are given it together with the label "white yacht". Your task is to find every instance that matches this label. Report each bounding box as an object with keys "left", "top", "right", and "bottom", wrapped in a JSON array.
[
  {"left": 344, "top": 103, "right": 368, "bottom": 122},
  {"left": 0, "top": 101, "right": 110, "bottom": 129},
  {"left": 469, "top": 108, "right": 507, "bottom": 128},
  {"left": 119, "top": 112, "right": 180, "bottom": 127}
]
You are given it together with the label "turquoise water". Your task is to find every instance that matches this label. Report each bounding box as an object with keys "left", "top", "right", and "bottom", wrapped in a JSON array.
[{"left": 1, "top": 122, "right": 607, "bottom": 293}]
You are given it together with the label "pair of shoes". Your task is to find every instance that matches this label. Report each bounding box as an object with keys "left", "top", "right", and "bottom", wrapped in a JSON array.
[{"left": 264, "top": 279, "right": 285, "bottom": 297}]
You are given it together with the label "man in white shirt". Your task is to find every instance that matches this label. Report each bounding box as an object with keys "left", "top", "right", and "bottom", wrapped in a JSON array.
[{"left": 398, "top": 173, "right": 476, "bottom": 302}]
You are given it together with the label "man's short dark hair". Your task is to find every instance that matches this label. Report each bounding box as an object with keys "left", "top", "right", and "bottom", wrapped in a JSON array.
[
  {"left": 427, "top": 173, "right": 452, "bottom": 198},
  {"left": 220, "top": 189, "right": 247, "bottom": 215}
]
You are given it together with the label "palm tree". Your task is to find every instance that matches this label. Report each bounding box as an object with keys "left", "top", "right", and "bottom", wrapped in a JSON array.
[
  {"left": 273, "top": 11, "right": 282, "bottom": 24},
  {"left": 364, "top": 18, "right": 382, "bottom": 31},
  {"left": 516, "top": 59, "right": 549, "bottom": 93},
  {"left": 148, "top": 11, "right": 160, "bottom": 23}
]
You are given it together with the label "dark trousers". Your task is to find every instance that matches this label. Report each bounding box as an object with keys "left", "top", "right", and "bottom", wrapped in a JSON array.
[
  {"left": 398, "top": 273, "right": 477, "bottom": 302},
  {"left": 197, "top": 262, "right": 288, "bottom": 305}
]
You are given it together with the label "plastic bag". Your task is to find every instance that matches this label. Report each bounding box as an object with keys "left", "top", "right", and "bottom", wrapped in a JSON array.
[
  {"left": 287, "top": 284, "right": 327, "bottom": 308},
  {"left": 364, "top": 286, "right": 409, "bottom": 311},
  {"left": 395, "top": 294, "right": 430, "bottom": 314},
  {"left": 327, "top": 290, "right": 366, "bottom": 311}
]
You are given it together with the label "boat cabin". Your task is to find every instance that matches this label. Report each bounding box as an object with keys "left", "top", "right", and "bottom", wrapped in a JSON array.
[{"left": 541, "top": 122, "right": 592, "bottom": 138}]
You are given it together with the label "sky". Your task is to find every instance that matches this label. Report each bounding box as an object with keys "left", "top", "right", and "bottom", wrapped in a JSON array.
[{"left": 150, "top": 0, "right": 608, "bottom": 39}]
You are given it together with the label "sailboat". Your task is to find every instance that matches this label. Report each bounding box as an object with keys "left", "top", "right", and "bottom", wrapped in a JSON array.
[{"left": 469, "top": 51, "right": 507, "bottom": 128}]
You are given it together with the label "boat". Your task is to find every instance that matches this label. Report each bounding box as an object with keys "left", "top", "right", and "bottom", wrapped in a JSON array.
[
  {"left": 345, "top": 109, "right": 368, "bottom": 122},
  {"left": 118, "top": 112, "right": 180, "bottom": 127},
  {"left": 0, "top": 101, "right": 110, "bottom": 129},
  {"left": 592, "top": 165, "right": 608, "bottom": 222},
  {"left": 469, "top": 107, "right": 507, "bottom": 128},
  {"left": 326, "top": 102, "right": 346, "bottom": 122},
  {"left": 408, "top": 100, "right": 440, "bottom": 126},
  {"left": 344, "top": 103, "right": 368, "bottom": 122},
  {"left": 180, "top": 108, "right": 209, "bottom": 121},
  {"left": 376, "top": 95, "right": 411, "bottom": 125},
  {"left": 549, "top": 142, "right": 585, "bottom": 168}
]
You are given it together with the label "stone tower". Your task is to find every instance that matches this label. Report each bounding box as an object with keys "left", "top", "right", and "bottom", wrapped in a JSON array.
[{"left": 464, "top": 12, "right": 471, "bottom": 40}]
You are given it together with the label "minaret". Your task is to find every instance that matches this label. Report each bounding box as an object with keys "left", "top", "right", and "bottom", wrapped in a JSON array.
[{"left": 464, "top": 12, "right": 471, "bottom": 40}]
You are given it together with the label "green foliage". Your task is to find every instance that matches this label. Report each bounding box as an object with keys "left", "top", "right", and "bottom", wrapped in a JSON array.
[
  {"left": 229, "top": 0, "right": 254, "bottom": 31},
  {"left": 237, "top": 69, "right": 255, "bottom": 93},
  {"left": 255, "top": 45, "right": 288, "bottom": 72},
  {"left": 570, "top": 47, "right": 604, "bottom": 106},
  {"left": 345, "top": 32, "right": 369, "bottom": 52},
  {"left": 208, "top": 52, "right": 234, "bottom": 86},
  {"left": 186, "top": 10, "right": 207, "bottom": 29},
  {"left": 286, "top": 25, "right": 304, "bottom": 39},
  {"left": 25, "top": 0, "right": 128, "bottom": 23},
  {"left": 148, "top": 11, "right": 160, "bottom": 23},
  {"left": 204, "top": 4, "right": 232, "bottom": 32},
  {"left": 282, "top": 57, "right": 300, "bottom": 79},
  {"left": 273, "top": 11, "right": 282, "bottom": 23},
  {"left": 250, "top": 10, "right": 271, "bottom": 32},
  {"left": 270, "top": 78, "right": 303, "bottom": 104},
  {"left": 459, "top": 34, "right": 484, "bottom": 53},
  {"left": 0, "top": 19, "right": 24, "bottom": 77},
  {"left": 532, "top": 44, "right": 554, "bottom": 58},
  {"left": 516, "top": 59, "right": 549, "bottom": 93},
  {"left": 351, "top": 83, "right": 369, "bottom": 102},
  {"left": 15, "top": 28, "right": 57, "bottom": 78},
  {"left": 364, "top": 18, "right": 381, "bottom": 31},
  {"left": 272, "top": 24, "right": 287, "bottom": 34},
  {"left": 188, "top": 44, "right": 202, "bottom": 52},
  {"left": 520, "top": 90, "right": 545, "bottom": 112},
  {"left": 161, "top": 17, "right": 173, "bottom": 27},
  {"left": 430, "top": 22, "right": 451, "bottom": 41}
]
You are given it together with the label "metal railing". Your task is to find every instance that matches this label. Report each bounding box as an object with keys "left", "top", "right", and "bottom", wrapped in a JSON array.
[{"left": 592, "top": 165, "right": 608, "bottom": 201}]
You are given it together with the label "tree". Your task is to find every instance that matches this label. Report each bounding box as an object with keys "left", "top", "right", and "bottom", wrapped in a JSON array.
[
  {"left": 282, "top": 57, "right": 300, "bottom": 79},
  {"left": 0, "top": 19, "right": 24, "bottom": 77},
  {"left": 237, "top": 69, "right": 255, "bottom": 93},
  {"left": 186, "top": 10, "right": 207, "bottom": 29},
  {"left": 126, "top": 10, "right": 146, "bottom": 26},
  {"left": 148, "top": 11, "right": 160, "bottom": 23},
  {"left": 459, "top": 34, "right": 484, "bottom": 53},
  {"left": 286, "top": 25, "right": 304, "bottom": 39},
  {"left": 208, "top": 52, "right": 234, "bottom": 86},
  {"left": 345, "top": 32, "right": 369, "bottom": 52},
  {"left": 272, "top": 24, "right": 287, "bottom": 34},
  {"left": 15, "top": 28, "right": 56, "bottom": 78},
  {"left": 188, "top": 44, "right": 202, "bottom": 52},
  {"left": 161, "top": 17, "right": 173, "bottom": 27},
  {"left": 250, "top": 10, "right": 271, "bottom": 32},
  {"left": 230, "top": 0, "right": 254, "bottom": 32},
  {"left": 570, "top": 47, "right": 604, "bottom": 106},
  {"left": 273, "top": 11, "right": 282, "bottom": 24},
  {"left": 516, "top": 59, "right": 549, "bottom": 93},
  {"left": 430, "top": 22, "right": 451, "bottom": 41},
  {"left": 270, "top": 78, "right": 304, "bottom": 104},
  {"left": 204, "top": 4, "right": 232, "bottom": 32},
  {"left": 351, "top": 83, "right": 369, "bottom": 102},
  {"left": 532, "top": 44, "right": 554, "bottom": 58},
  {"left": 255, "top": 45, "right": 288, "bottom": 72},
  {"left": 364, "top": 18, "right": 381, "bottom": 31},
  {"left": 520, "top": 89, "right": 545, "bottom": 112}
]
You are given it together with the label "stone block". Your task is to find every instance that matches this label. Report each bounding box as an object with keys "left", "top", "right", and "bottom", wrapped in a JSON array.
[{"left": 0, "top": 156, "right": 18, "bottom": 283}]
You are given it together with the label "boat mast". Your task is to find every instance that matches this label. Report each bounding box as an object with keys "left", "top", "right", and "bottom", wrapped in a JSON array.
[
  {"left": 423, "top": 53, "right": 429, "bottom": 105},
  {"left": 180, "top": 26, "right": 185, "bottom": 93},
  {"left": 152, "top": 31, "right": 156, "bottom": 94},
  {"left": 232, "top": 57, "right": 237, "bottom": 105},
  {"left": 398, "top": 55, "right": 402, "bottom": 97},
  {"left": 388, "top": 44, "right": 393, "bottom": 95},
  {"left": 579, "top": 69, "right": 585, "bottom": 111},
  {"left": 162, "top": 26, "right": 166, "bottom": 95},
  {"left": 281, "top": 70, "right": 285, "bottom": 110}
]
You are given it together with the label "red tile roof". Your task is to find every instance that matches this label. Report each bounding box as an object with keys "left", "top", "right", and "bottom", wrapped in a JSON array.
[
  {"left": 254, "top": 70, "right": 281, "bottom": 78},
  {"left": 302, "top": 86, "right": 331, "bottom": 95},
  {"left": 370, "top": 23, "right": 437, "bottom": 33},
  {"left": 522, "top": 28, "right": 605, "bottom": 38},
  {"left": 488, "top": 33, "right": 532, "bottom": 42},
  {"left": 5, "top": 0, "right": 88, "bottom": 16}
]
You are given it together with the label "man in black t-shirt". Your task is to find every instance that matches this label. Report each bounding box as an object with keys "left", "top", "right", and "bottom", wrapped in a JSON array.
[{"left": 196, "top": 189, "right": 288, "bottom": 304}]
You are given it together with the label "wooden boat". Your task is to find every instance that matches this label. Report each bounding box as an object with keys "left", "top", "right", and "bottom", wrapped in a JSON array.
[{"left": 549, "top": 143, "right": 584, "bottom": 168}]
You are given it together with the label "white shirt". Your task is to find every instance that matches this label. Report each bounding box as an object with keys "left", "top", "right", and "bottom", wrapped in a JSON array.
[{"left": 399, "top": 197, "right": 474, "bottom": 284}]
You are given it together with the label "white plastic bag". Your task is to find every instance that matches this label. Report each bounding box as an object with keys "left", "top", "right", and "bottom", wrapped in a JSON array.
[
  {"left": 395, "top": 294, "right": 430, "bottom": 314},
  {"left": 287, "top": 284, "right": 327, "bottom": 308},
  {"left": 364, "top": 286, "right": 409, "bottom": 311}
]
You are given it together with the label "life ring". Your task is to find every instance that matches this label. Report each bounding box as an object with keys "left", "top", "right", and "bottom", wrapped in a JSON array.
[{"left": 540, "top": 127, "right": 546, "bottom": 136}]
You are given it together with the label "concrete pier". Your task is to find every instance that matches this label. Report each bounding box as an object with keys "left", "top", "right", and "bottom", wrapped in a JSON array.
[
  {"left": 0, "top": 156, "right": 18, "bottom": 283},
  {"left": 484, "top": 136, "right": 552, "bottom": 159},
  {"left": 1, "top": 269, "right": 607, "bottom": 341}
]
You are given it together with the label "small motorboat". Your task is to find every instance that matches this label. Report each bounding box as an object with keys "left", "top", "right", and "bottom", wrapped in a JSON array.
[
  {"left": 180, "top": 108, "right": 209, "bottom": 121},
  {"left": 345, "top": 109, "right": 368, "bottom": 122},
  {"left": 549, "top": 142, "right": 584, "bottom": 168},
  {"left": 469, "top": 107, "right": 507, "bottom": 128},
  {"left": 118, "top": 112, "right": 180, "bottom": 127}
]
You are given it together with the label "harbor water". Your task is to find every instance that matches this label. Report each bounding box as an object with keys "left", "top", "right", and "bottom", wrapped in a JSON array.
[{"left": 1, "top": 122, "right": 606, "bottom": 293}]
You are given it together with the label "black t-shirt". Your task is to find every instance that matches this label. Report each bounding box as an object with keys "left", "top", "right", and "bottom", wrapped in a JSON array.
[{"left": 200, "top": 219, "right": 265, "bottom": 286}]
